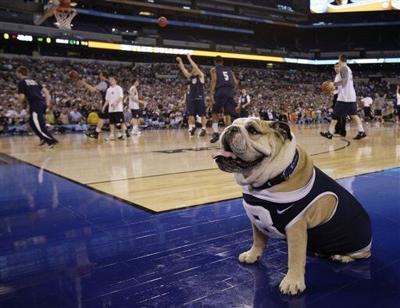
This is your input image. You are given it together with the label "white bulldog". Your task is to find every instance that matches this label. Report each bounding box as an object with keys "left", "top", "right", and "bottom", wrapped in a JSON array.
[{"left": 213, "top": 118, "right": 372, "bottom": 295}]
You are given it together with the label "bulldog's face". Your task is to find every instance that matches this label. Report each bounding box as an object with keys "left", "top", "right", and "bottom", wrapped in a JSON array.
[{"left": 213, "top": 118, "right": 293, "bottom": 176}]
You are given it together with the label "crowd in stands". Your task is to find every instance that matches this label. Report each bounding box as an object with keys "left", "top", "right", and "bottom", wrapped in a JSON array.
[{"left": 0, "top": 56, "right": 398, "bottom": 135}]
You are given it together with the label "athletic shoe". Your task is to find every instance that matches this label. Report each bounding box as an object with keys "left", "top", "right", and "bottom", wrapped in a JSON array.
[
  {"left": 320, "top": 132, "right": 333, "bottom": 139},
  {"left": 118, "top": 135, "right": 126, "bottom": 141},
  {"left": 47, "top": 140, "right": 58, "bottom": 149},
  {"left": 353, "top": 132, "right": 367, "bottom": 140},
  {"left": 39, "top": 140, "right": 46, "bottom": 146},
  {"left": 189, "top": 127, "right": 196, "bottom": 136},
  {"left": 86, "top": 131, "right": 99, "bottom": 139},
  {"left": 107, "top": 136, "right": 115, "bottom": 141},
  {"left": 126, "top": 130, "right": 131, "bottom": 138},
  {"left": 199, "top": 129, "right": 206, "bottom": 137},
  {"left": 210, "top": 132, "right": 220, "bottom": 143}
]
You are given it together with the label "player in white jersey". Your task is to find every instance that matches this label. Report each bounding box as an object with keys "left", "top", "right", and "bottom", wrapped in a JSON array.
[
  {"left": 104, "top": 77, "right": 126, "bottom": 141},
  {"left": 396, "top": 85, "right": 400, "bottom": 124},
  {"left": 129, "top": 79, "right": 144, "bottom": 135},
  {"left": 332, "top": 63, "right": 346, "bottom": 136},
  {"left": 361, "top": 96, "right": 374, "bottom": 123},
  {"left": 321, "top": 54, "right": 366, "bottom": 140}
]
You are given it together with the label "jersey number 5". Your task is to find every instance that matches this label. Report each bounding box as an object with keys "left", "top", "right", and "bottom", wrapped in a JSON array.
[{"left": 223, "top": 71, "right": 230, "bottom": 81}]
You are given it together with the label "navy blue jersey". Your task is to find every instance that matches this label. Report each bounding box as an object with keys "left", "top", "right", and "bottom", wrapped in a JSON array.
[
  {"left": 189, "top": 75, "right": 204, "bottom": 101},
  {"left": 215, "top": 65, "right": 235, "bottom": 90},
  {"left": 96, "top": 80, "right": 110, "bottom": 105},
  {"left": 18, "top": 78, "right": 45, "bottom": 109},
  {"left": 240, "top": 95, "right": 250, "bottom": 109},
  {"left": 243, "top": 167, "right": 372, "bottom": 255}
]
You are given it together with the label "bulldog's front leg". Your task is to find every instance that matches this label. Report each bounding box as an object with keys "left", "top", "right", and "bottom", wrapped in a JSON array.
[
  {"left": 239, "top": 224, "right": 267, "bottom": 264},
  {"left": 279, "top": 219, "right": 307, "bottom": 295}
]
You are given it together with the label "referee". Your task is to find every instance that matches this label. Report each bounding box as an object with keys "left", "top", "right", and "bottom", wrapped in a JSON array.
[{"left": 16, "top": 66, "right": 58, "bottom": 147}]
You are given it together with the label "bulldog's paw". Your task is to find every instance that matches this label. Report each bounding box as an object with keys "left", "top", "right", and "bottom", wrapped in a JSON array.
[
  {"left": 279, "top": 274, "right": 306, "bottom": 295},
  {"left": 331, "top": 255, "right": 355, "bottom": 263},
  {"left": 238, "top": 250, "right": 261, "bottom": 264}
]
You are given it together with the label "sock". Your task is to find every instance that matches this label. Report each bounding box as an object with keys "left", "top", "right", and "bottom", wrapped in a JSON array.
[
  {"left": 189, "top": 124, "right": 194, "bottom": 130},
  {"left": 328, "top": 123, "right": 335, "bottom": 135},
  {"left": 212, "top": 123, "right": 219, "bottom": 133},
  {"left": 357, "top": 124, "right": 364, "bottom": 132}
]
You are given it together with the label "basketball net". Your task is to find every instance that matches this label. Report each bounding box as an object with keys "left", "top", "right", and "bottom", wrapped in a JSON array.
[{"left": 54, "top": 7, "right": 77, "bottom": 30}]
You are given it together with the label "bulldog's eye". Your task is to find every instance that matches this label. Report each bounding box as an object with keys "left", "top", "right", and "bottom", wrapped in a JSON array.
[{"left": 247, "top": 126, "right": 260, "bottom": 135}]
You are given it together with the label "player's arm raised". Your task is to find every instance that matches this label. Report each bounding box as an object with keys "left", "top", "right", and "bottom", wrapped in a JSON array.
[
  {"left": 209, "top": 67, "right": 217, "bottom": 100},
  {"left": 176, "top": 57, "right": 191, "bottom": 79},
  {"left": 187, "top": 55, "right": 204, "bottom": 82},
  {"left": 78, "top": 79, "right": 98, "bottom": 93},
  {"left": 232, "top": 72, "right": 239, "bottom": 89}
]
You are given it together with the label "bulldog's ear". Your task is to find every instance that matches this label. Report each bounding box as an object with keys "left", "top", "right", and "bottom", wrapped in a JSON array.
[{"left": 270, "top": 121, "right": 293, "bottom": 141}]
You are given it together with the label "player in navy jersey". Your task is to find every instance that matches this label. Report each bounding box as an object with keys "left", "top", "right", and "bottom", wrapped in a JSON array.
[
  {"left": 16, "top": 66, "right": 58, "bottom": 147},
  {"left": 209, "top": 56, "right": 238, "bottom": 143},
  {"left": 79, "top": 71, "right": 110, "bottom": 139},
  {"left": 237, "top": 88, "right": 251, "bottom": 118},
  {"left": 176, "top": 55, "right": 207, "bottom": 137}
]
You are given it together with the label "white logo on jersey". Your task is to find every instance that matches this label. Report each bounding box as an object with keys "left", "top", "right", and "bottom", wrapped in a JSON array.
[
  {"left": 25, "top": 79, "right": 38, "bottom": 86},
  {"left": 277, "top": 204, "right": 295, "bottom": 215}
]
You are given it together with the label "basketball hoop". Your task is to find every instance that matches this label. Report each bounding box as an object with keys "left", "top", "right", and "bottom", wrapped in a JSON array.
[
  {"left": 54, "top": 6, "right": 77, "bottom": 30},
  {"left": 33, "top": 0, "right": 78, "bottom": 30}
]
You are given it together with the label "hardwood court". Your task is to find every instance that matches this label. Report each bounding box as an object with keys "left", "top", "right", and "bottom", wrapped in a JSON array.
[{"left": 0, "top": 124, "right": 399, "bottom": 212}]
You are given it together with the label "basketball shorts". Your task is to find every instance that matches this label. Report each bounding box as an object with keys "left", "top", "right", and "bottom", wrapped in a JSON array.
[
  {"left": 212, "top": 89, "right": 236, "bottom": 116},
  {"left": 187, "top": 98, "right": 206, "bottom": 117},
  {"left": 363, "top": 107, "right": 372, "bottom": 118},
  {"left": 240, "top": 109, "right": 249, "bottom": 118},
  {"left": 131, "top": 109, "right": 142, "bottom": 119},
  {"left": 374, "top": 110, "right": 382, "bottom": 116},
  {"left": 109, "top": 112, "right": 124, "bottom": 124},
  {"left": 333, "top": 101, "right": 357, "bottom": 117}
]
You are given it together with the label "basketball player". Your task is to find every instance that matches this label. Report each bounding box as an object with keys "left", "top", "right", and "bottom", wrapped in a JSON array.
[
  {"left": 361, "top": 95, "right": 374, "bottom": 123},
  {"left": 396, "top": 85, "right": 400, "bottom": 124},
  {"left": 104, "top": 77, "right": 126, "bottom": 141},
  {"left": 16, "top": 66, "right": 58, "bottom": 147},
  {"left": 209, "top": 56, "right": 239, "bottom": 143},
  {"left": 374, "top": 93, "right": 386, "bottom": 124},
  {"left": 237, "top": 88, "right": 251, "bottom": 118},
  {"left": 320, "top": 54, "right": 366, "bottom": 140},
  {"left": 332, "top": 63, "right": 347, "bottom": 137},
  {"left": 176, "top": 55, "right": 206, "bottom": 137},
  {"left": 79, "top": 71, "right": 110, "bottom": 139},
  {"left": 129, "top": 79, "right": 144, "bottom": 135}
]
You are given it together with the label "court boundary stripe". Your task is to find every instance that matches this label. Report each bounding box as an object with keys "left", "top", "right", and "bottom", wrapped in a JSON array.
[
  {"left": 85, "top": 138, "right": 352, "bottom": 185},
  {"left": 0, "top": 152, "right": 158, "bottom": 214},
  {"left": 1, "top": 151, "right": 399, "bottom": 216},
  {"left": 0, "top": 138, "right": 352, "bottom": 214}
]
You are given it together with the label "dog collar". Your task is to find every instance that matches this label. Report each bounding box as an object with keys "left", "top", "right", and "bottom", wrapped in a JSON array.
[{"left": 252, "top": 149, "right": 299, "bottom": 191}]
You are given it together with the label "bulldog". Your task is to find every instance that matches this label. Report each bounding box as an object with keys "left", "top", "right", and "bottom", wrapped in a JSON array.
[{"left": 213, "top": 118, "right": 372, "bottom": 295}]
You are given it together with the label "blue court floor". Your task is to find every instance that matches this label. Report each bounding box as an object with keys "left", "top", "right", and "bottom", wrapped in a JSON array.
[{"left": 0, "top": 154, "right": 399, "bottom": 308}]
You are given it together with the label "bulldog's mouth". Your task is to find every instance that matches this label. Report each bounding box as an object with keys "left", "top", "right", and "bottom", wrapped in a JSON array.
[{"left": 212, "top": 150, "right": 265, "bottom": 173}]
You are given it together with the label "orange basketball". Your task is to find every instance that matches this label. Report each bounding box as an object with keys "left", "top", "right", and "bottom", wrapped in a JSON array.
[
  {"left": 158, "top": 16, "right": 168, "bottom": 28},
  {"left": 69, "top": 70, "right": 81, "bottom": 81},
  {"left": 321, "top": 81, "right": 334, "bottom": 94}
]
